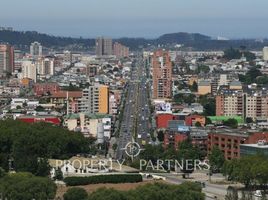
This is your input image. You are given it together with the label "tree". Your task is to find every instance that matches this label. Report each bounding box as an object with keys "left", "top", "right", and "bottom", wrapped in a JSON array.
[
  {"left": 246, "top": 117, "right": 253, "bottom": 124},
  {"left": 222, "top": 155, "right": 268, "bottom": 189},
  {"left": 223, "top": 118, "right": 238, "bottom": 129},
  {"left": 195, "top": 121, "right": 202, "bottom": 127},
  {"left": 0, "top": 120, "right": 90, "bottom": 174},
  {"left": 208, "top": 146, "right": 225, "bottom": 173},
  {"left": 225, "top": 186, "right": 239, "bottom": 200},
  {"left": 0, "top": 167, "right": 6, "bottom": 178},
  {"left": 157, "top": 130, "right": 165, "bottom": 142},
  {"left": 64, "top": 188, "right": 88, "bottom": 200},
  {"left": 205, "top": 117, "right": 212, "bottom": 125},
  {"left": 197, "top": 65, "right": 210, "bottom": 74},
  {"left": 0, "top": 173, "right": 56, "bottom": 200},
  {"left": 35, "top": 158, "right": 50, "bottom": 177},
  {"left": 190, "top": 81, "right": 198, "bottom": 92},
  {"left": 54, "top": 168, "right": 63, "bottom": 180},
  {"left": 198, "top": 95, "right": 215, "bottom": 116},
  {"left": 35, "top": 105, "right": 45, "bottom": 112}
]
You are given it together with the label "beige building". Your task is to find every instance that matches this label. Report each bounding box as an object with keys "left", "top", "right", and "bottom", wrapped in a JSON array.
[
  {"left": 229, "top": 80, "right": 242, "bottom": 90},
  {"left": 263, "top": 47, "right": 268, "bottom": 61},
  {"left": 245, "top": 93, "right": 268, "bottom": 120},
  {"left": 78, "top": 84, "right": 109, "bottom": 114},
  {"left": 64, "top": 113, "right": 112, "bottom": 141},
  {"left": 21, "top": 60, "right": 37, "bottom": 82},
  {"left": 198, "top": 81, "right": 211, "bottom": 95}
]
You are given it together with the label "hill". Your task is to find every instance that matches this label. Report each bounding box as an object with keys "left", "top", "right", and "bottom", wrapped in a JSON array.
[{"left": 0, "top": 29, "right": 267, "bottom": 51}]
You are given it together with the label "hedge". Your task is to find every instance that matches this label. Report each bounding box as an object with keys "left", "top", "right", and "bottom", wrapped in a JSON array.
[{"left": 64, "top": 174, "right": 143, "bottom": 186}]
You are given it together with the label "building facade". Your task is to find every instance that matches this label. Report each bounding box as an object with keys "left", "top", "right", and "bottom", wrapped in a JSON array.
[
  {"left": 95, "top": 37, "right": 113, "bottom": 56},
  {"left": 152, "top": 50, "right": 172, "bottom": 99},
  {"left": 78, "top": 84, "right": 109, "bottom": 114},
  {"left": 0, "top": 44, "right": 14, "bottom": 76}
]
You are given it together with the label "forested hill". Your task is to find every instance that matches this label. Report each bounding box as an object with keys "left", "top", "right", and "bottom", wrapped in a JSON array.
[
  {"left": 0, "top": 29, "right": 267, "bottom": 51},
  {"left": 0, "top": 30, "right": 95, "bottom": 50}
]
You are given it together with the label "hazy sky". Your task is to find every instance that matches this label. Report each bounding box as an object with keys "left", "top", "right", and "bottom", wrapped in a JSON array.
[{"left": 0, "top": 0, "right": 268, "bottom": 38}]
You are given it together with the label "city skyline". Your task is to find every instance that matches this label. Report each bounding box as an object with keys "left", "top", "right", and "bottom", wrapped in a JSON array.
[{"left": 0, "top": 0, "right": 268, "bottom": 38}]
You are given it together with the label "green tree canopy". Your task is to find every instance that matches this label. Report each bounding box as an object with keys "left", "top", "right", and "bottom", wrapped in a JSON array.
[
  {"left": 208, "top": 146, "right": 225, "bottom": 172},
  {"left": 0, "top": 172, "right": 56, "bottom": 200},
  {"left": 0, "top": 120, "right": 91, "bottom": 174},
  {"left": 64, "top": 188, "right": 88, "bottom": 200}
]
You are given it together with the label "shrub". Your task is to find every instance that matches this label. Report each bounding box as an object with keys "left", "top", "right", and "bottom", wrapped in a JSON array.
[{"left": 64, "top": 174, "right": 143, "bottom": 186}]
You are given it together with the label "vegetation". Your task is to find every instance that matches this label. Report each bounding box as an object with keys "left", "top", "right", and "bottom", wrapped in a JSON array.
[
  {"left": 1, "top": 29, "right": 268, "bottom": 51},
  {"left": 196, "top": 65, "right": 210, "bottom": 74},
  {"left": 190, "top": 81, "right": 198, "bottom": 92},
  {"left": 64, "top": 188, "right": 88, "bottom": 200},
  {"left": 198, "top": 95, "right": 216, "bottom": 116},
  {"left": 0, "top": 172, "right": 56, "bottom": 200},
  {"left": 87, "top": 182, "right": 205, "bottom": 200},
  {"left": 239, "top": 67, "right": 268, "bottom": 85},
  {"left": 157, "top": 130, "right": 165, "bottom": 142},
  {"left": 64, "top": 174, "right": 143, "bottom": 186},
  {"left": 223, "top": 118, "right": 238, "bottom": 129},
  {"left": 208, "top": 146, "right": 225, "bottom": 173},
  {"left": 223, "top": 48, "right": 256, "bottom": 61},
  {"left": 223, "top": 155, "right": 268, "bottom": 188},
  {"left": 174, "top": 93, "right": 196, "bottom": 105},
  {"left": 0, "top": 120, "right": 91, "bottom": 175},
  {"left": 138, "top": 138, "right": 203, "bottom": 172}
]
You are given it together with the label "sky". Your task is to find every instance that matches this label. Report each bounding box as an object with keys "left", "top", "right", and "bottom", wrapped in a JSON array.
[{"left": 0, "top": 0, "right": 268, "bottom": 39}]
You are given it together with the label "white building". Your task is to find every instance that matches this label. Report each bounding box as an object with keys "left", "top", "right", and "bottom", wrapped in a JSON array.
[
  {"left": 30, "top": 42, "right": 42, "bottom": 58},
  {"left": 263, "top": 47, "right": 268, "bottom": 61},
  {"left": 21, "top": 60, "right": 37, "bottom": 82}
]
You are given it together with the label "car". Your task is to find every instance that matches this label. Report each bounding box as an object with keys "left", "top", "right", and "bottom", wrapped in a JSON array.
[{"left": 254, "top": 190, "right": 263, "bottom": 197}]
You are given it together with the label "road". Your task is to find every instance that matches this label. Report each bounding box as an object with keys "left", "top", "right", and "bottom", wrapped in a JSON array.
[
  {"left": 136, "top": 58, "right": 152, "bottom": 146},
  {"left": 116, "top": 55, "right": 152, "bottom": 159},
  {"left": 157, "top": 173, "right": 227, "bottom": 200}
]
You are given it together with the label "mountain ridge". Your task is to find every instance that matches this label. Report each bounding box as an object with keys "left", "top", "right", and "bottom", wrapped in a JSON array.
[{"left": 0, "top": 29, "right": 267, "bottom": 51}]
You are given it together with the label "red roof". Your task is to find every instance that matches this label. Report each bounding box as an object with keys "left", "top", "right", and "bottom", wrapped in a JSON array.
[{"left": 51, "top": 91, "right": 82, "bottom": 98}]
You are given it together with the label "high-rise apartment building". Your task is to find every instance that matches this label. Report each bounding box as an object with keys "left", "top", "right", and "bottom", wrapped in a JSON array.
[
  {"left": 37, "top": 57, "right": 54, "bottom": 76},
  {"left": 152, "top": 50, "right": 172, "bottom": 99},
  {"left": 30, "top": 42, "right": 42, "bottom": 58},
  {"left": 113, "top": 42, "right": 129, "bottom": 58},
  {"left": 263, "top": 47, "right": 268, "bottom": 61},
  {"left": 216, "top": 87, "right": 268, "bottom": 120},
  {"left": 0, "top": 44, "right": 14, "bottom": 76},
  {"left": 216, "top": 89, "right": 244, "bottom": 117},
  {"left": 78, "top": 84, "right": 109, "bottom": 114},
  {"left": 21, "top": 60, "right": 37, "bottom": 82},
  {"left": 95, "top": 37, "right": 113, "bottom": 56}
]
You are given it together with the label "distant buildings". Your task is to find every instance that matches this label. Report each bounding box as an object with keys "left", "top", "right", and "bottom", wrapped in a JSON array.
[
  {"left": 95, "top": 37, "right": 130, "bottom": 58},
  {"left": 0, "top": 44, "right": 14, "bottom": 76},
  {"left": 37, "top": 57, "right": 55, "bottom": 77},
  {"left": 263, "top": 47, "right": 268, "bottom": 61},
  {"left": 30, "top": 41, "right": 42, "bottom": 58},
  {"left": 34, "top": 83, "right": 60, "bottom": 96},
  {"left": 152, "top": 50, "right": 172, "bottom": 99},
  {"left": 95, "top": 37, "right": 113, "bottom": 56},
  {"left": 113, "top": 42, "right": 129, "bottom": 58}
]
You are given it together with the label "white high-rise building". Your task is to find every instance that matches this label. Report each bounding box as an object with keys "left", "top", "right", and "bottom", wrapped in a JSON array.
[
  {"left": 21, "top": 60, "right": 37, "bottom": 82},
  {"left": 37, "top": 57, "right": 54, "bottom": 76},
  {"left": 30, "top": 42, "right": 42, "bottom": 58},
  {"left": 263, "top": 47, "right": 268, "bottom": 61}
]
